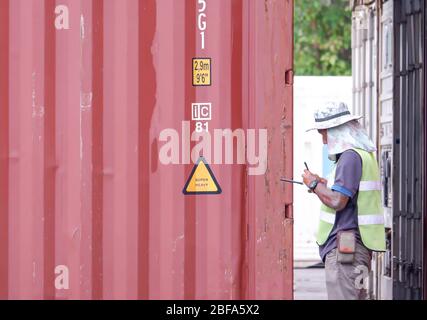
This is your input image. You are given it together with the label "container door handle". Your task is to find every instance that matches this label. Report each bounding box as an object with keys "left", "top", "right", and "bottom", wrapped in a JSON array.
[
  {"left": 285, "top": 69, "right": 294, "bottom": 86},
  {"left": 285, "top": 204, "right": 293, "bottom": 219}
]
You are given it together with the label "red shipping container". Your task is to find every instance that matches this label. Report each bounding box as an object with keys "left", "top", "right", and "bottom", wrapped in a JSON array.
[{"left": 0, "top": 0, "right": 294, "bottom": 300}]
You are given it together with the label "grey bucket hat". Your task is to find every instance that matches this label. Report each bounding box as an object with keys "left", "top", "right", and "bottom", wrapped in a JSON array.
[{"left": 306, "top": 102, "right": 363, "bottom": 131}]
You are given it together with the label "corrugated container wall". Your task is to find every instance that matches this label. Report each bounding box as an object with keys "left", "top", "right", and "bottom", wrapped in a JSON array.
[{"left": 0, "top": 0, "right": 294, "bottom": 299}]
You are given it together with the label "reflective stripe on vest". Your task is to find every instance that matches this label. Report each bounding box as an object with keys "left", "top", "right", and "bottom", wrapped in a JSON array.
[
  {"left": 319, "top": 210, "right": 335, "bottom": 224},
  {"left": 358, "top": 214, "right": 384, "bottom": 225},
  {"left": 359, "top": 180, "right": 381, "bottom": 191},
  {"left": 320, "top": 210, "right": 385, "bottom": 225}
]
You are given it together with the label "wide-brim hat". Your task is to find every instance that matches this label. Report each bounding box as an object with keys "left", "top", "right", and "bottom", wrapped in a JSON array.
[{"left": 306, "top": 102, "right": 363, "bottom": 131}]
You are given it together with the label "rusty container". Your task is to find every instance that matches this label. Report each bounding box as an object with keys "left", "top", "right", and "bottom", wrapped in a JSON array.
[{"left": 0, "top": 0, "right": 293, "bottom": 299}]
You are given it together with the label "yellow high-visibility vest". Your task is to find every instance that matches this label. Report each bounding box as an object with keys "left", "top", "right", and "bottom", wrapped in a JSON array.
[{"left": 316, "top": 148, "right": 386, "bottom": 251}]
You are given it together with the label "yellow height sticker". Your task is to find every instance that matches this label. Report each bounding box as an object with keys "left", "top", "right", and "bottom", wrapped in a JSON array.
[
  {"left": 183, "top": 157, "right": 221, "bottom": 195},
  {"left": 192, "top": 58, "right": 212, "bottom": 86}
]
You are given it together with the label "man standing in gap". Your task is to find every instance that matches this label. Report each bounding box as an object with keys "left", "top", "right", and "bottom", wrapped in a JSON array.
[{"left": 302, "top": 102, "right": 386, "bottom": 300}]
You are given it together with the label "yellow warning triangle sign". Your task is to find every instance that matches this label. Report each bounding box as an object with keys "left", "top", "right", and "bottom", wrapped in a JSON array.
[{"left": 183, "top": 157, "right": 222, "bottom": 195}]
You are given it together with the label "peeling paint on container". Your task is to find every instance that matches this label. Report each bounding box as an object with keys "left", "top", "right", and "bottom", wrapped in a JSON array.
[{"left": 0, "top": 0, "right": 294, "bottom": 300}]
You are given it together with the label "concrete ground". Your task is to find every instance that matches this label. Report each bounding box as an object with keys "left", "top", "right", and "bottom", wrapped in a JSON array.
[{"left": 294, "top": 265, "right": 328, "bottom": 300}]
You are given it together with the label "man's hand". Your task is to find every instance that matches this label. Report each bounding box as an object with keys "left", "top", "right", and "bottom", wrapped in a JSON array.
[
  {"left": 302, "top": 170, "right": 317, "bottom": 188},
  {"left": 302, "top": 170, "right": 327, "bottom": 189},
  {"left": 302, "top": 169, "right": 350, "bottom": 210}
]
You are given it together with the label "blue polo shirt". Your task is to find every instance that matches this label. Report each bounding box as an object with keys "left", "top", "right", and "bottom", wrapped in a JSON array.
[{"left": 319, "top": 149, "right": 363, "bottom": 262}]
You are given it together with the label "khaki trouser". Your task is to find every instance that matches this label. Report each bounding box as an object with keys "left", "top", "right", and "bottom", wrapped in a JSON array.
[{"left": 324, "top": 241, "right": 372, "bottom": 300}]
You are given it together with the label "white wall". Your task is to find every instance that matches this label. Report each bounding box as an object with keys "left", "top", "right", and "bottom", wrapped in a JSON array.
[{"left": 293, "top": 76, "right": 353, "bottom": 263}]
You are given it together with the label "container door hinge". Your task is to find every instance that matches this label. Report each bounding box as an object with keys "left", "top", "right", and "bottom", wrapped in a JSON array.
[{"left": 285, "top": 69, "right": 294, "bottom": 86}]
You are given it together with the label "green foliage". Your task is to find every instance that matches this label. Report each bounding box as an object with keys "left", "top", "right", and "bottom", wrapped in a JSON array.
[{"left": 294, "top": 0, "right": 352, "bottom": 76}]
